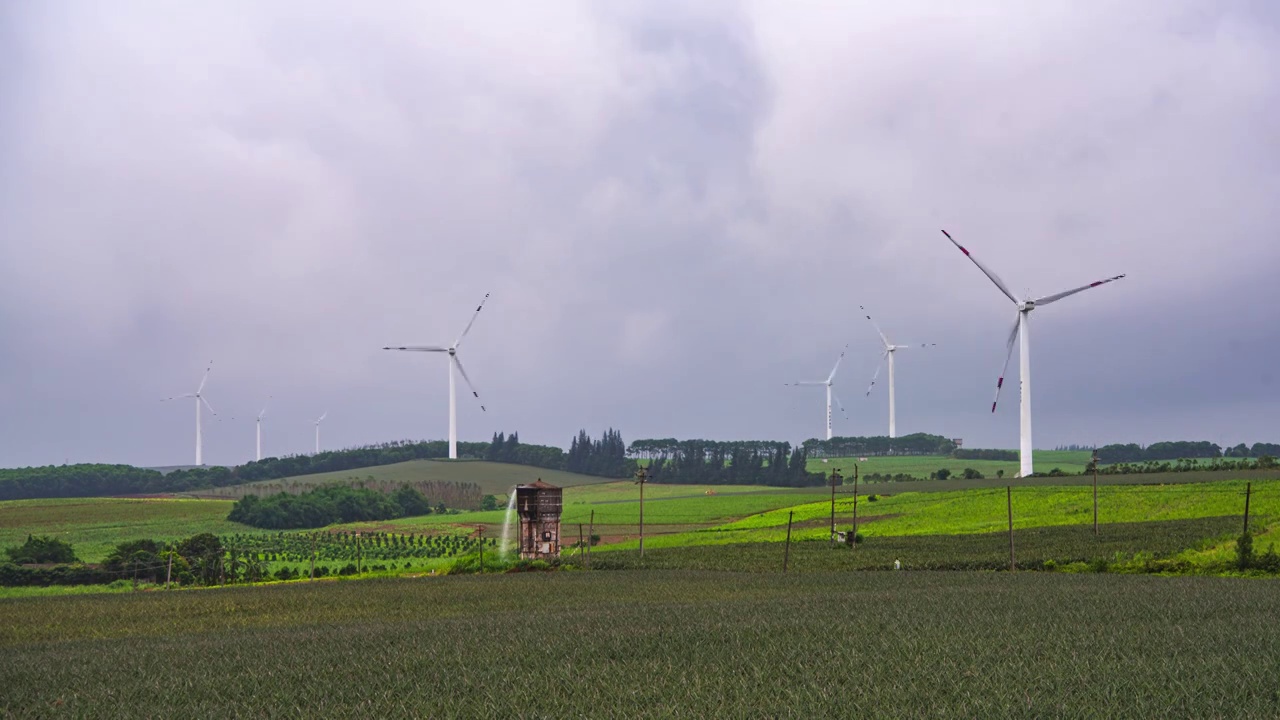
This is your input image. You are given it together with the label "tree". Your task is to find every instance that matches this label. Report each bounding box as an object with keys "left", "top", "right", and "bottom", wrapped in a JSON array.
[
  {"left": 392, "top": 485, "right": 433, "bottom": 517},
  {"left": 178, "top": 533, "right": 224, "bottom": 585},
  {"left": 5, "top": 535, "right": 79, "bottom": 564},
  {"left": 934, "top": 468, "right": 952, "bottom": 481},
  {"left": 480, "top": 494, "right": 499, "bottom": 511}
]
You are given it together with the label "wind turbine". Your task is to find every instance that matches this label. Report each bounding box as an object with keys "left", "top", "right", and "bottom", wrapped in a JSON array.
[
  {"left": 313, "top": 411, "right": 327, "bottom": 454},
  {"left": 162, "top": 361, "right": 216, "bottom": 466},
  {"left": 255, "top": 398, "right": 270, "bottom": 462},
  {"left": 383, "top": 293, "right": 490, "bottom": 460},
  {"left": 941, "top": 229, "right": 1125, "bottom": 478},
  {"left": 860, "top": 305, "right": 935, "bottom": 439},
  {"left": 786, "top": 345, "right": 849, "bottom": 440}
]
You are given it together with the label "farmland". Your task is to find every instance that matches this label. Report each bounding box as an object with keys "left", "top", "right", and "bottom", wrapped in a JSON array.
[
  {"left": 3, "top": 571, "right": 1280, "bottom": 717},
  {"left": 4, "top": 474, "right": 1278, "bottom": 566},
  {"left": 192, "top": 459, "right": 609, "bottom": 499},
  {"left": 0, "top": 497, "right": 247, "bottom": 563},
  {"left": 807, "top": 449, "right": 1092, "bottom": 478}
]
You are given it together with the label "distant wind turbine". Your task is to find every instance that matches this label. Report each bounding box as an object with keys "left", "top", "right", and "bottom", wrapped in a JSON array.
[
  {"left": 787, "top": 345, "right": 849, "bottom": 441},
  {"left": 941, "top": 229, "right": 1125, "bottom": 478},
  {"left": 162, "top": 361, "right": 216, "bottom": 466},
  {"left": 314, "top": 411, "right": 327, "bottom": 454},
  {"left": 255, "top": 397, "right": 270, "bottom": 462},
  {"left": 860, "top": 305, "right": 935, "bottom": 439},
  {"left": 383, "top": 293, "right": 490, "bottom": 460}
]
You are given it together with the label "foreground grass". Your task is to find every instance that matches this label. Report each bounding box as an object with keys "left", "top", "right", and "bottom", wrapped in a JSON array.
[{"left": 3, "top": 571, "right": 1279, "bottom": 717}]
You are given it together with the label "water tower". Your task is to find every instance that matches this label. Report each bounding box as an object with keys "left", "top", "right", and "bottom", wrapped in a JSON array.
[{"left": 516, "top": 479, "right": 563, "bottom": 560}]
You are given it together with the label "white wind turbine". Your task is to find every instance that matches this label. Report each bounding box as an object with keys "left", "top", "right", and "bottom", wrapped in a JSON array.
[
  {"left": 786, "top": 345, "right": 849, "bottom": 440},
  {"left": 383, "top": 293, "right": 489, "bottom": 460},
  {"left": 313, "top": 411, "right": 327, "bottom": 454},
  {"left": 860, "top": 305, "right": 935, "bottom": 439},
  {"left": 255, "top": 398, "right": 270, "bottom": 462},
  {"left": 941, "top": 229, "right": 1125, "bottom": 478},
  {"left": 162, "top": 360, "right": 216, "bottom": 466}
]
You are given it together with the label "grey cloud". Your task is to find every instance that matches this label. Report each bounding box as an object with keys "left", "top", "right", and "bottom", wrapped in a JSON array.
[{"left": 1, "top": 2, "right": 1278, "bottom": 467}]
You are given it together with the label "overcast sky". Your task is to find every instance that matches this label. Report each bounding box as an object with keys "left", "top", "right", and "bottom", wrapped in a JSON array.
[{"left": 2, "top": 1, "right": 1278, "bottom": 468}]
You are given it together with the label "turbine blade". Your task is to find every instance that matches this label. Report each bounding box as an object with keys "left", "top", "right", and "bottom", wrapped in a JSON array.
[
  {"left": 827, "top": 343, "right": 850, "bottom": 383},
  {"left": 832, "top": 390, "right": 848, "bottom": 419},
  {"left": 383, "top": 346, "right": 449, "bottom": 352},
  {"left": 200, "top": 395, "right": 217, "bottom": 416},
  {"left": 452, "top": 355, "right": 485, "bottom": 411},
  {"left": 865, "top": 350, "right": 889, "bottom": 396},
  {"left": 454, "top": 292, "right": 491, "bottom": 348},
  {"left": 258, "top": 396, "right": 271, "bottom": 420},
  {"left": 1033, "top": 274, "right": 1126, "bottom": 307},
  {"left": 162, "top": 393, "right": 196, "bottom": 402},
  {"left": 859, "top": 306, "right": 891, "bottom": 348},
  {"left": 991, "top": 314, "right": 1021, "bottom": 413},
  {"left": 940, "top": 230, "right": 1020, "bottom": 305},
  {"left": 195, "top": 360, "right": 213, "bottom": 394},
  {"left": 786, "top": 381, "right": 827, "bottom": 386},
  {"left": 316, "top": 411, "right": 327, "bottom": 423}
]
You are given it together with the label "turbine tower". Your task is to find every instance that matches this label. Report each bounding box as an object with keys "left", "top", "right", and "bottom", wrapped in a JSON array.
[
  {"left": 313, "top": 411, "right": 327, "bottom": 454},
  {"left": 860, "top": 305, "right": 935, "bottom": 439},
  {"left": 786, "top": 345, "right": 849, "bottom": 441},
  {"left": 255, "top": 398, "right": 270, "bottom": 462},
  {"left": 942, "top": 229, "right": 1125, "bottom": 478},
  {"left": 162, "top": 361, "right": 216, "bottom": 466},
  {"left": 383, "top": 293, "right": 489, "bottom": 460}
]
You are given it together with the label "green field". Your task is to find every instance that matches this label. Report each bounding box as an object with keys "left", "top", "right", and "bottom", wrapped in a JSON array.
[
  {"left": 808, "top": 449, "right": 1092, "bottom": 478},
  {"left": 0, "top": 498, "right": 248, "bottom": 563},
  {"left": 4, "top": 571, "right": 1279, "bottom": 717},
  {"left": 194, "top": 460, "right": 612, "bottom": 499},
  {"left": 5, "top": 475, "right": 1277, "bottom": 566}
]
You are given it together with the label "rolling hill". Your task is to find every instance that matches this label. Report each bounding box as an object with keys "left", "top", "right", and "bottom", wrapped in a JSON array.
[{"left": 193, "top": 460, "right": 616, "bottom": 499}]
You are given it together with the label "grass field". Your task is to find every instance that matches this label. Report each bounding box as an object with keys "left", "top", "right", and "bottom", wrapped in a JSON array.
[
  {"left": 808, "top": 449, "right": 1092, "bottom": 478},
  {"left": 6, "top": 475, "right": 1278, "bottom": 565},
  {"left": 0, "top": 497, "right": 247, "bottom": 563},
  {"left": 3, "top": 571, "right": 1279, "bottom": 717},
  {"left": 193, "top": 460, "right": 611, "bottom": 499}
]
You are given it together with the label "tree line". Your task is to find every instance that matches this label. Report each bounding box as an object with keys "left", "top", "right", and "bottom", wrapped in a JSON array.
[
  {"left": 802, "top": 434, "right": 958, "bottom": 458},
  {"left": 0, "top": 429, "right": 633, "bottom": 501},
  {"left": 1099, "top": 441, "right": 1242, "bottom": 464},
  {"left": 953, "top": 448, "right": 1018, "bottom": 461},
  {"left": 227, "top": 484, "right": 453, "bottom": 530},
  {"left": 486, "top": 428, "right": 635, "bottom": 478},
  {"left": 640, "top": 440, "right": 824, "bottom": 487}
]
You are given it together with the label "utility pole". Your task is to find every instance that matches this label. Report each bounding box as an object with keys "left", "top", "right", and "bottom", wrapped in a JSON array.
[
  {"left": 310, "top": 534, "right": 316, "bottom": 580},
  {"left": 1092, "top": 447, "right": 1099, "bottom": 538},
  {"left": 829, "top": 468, "right": 841, "bottom": 547},
  {"left": 587, "top": 509, "right": 595, "bottom": 570},
  {"left": 1007, "top": 486, "right": 1016, "bottom": 572},
  {"left": 1244, "top": 482, "right": 1252, "bottom": 535},
  {"left": 356, "top": 533, "right": 362, "bottom": 574},
  {"left": 165, "top": 546, "right": 173, "bottom": 590},
  {"left": 783, "top": 510, "right": 794, "bottom": 572},
  {"left": 578, "top": 524, "right": 585, "bottom": 562},
  {"left": 635, "top": 467, "right": 649, "bottom": 560},
  {"left": 852, "top": 463, "right": 859, "bottom": 549},
  {"left": 478, "top": 526, "right": 484, "bottom": 572}
]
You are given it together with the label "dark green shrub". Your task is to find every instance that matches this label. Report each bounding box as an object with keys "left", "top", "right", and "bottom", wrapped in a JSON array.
[
  {"left": 5, "top": 535, "right": 79, "bottom": 564},
  {"left": 1088, "top": 557, "right": 1109, "bottom": 573},
  {"left": 1236, "top": 532, "right": 1254, "bottom": 570}
]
